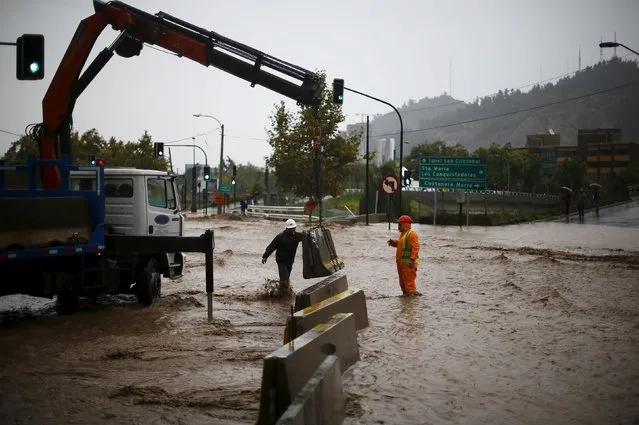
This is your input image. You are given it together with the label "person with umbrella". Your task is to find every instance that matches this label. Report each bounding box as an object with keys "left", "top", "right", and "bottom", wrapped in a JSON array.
[
  {"left": 577, "top": 188, "right": 587, "bottom": 219},
  {"left": 561, "top": 187, "right": 573, "bottom": 216}
]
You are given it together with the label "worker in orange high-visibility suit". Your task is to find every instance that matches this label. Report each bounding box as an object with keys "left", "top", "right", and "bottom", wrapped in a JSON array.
[{"left": 387, "top": 215, "right": 420, "bottom": 295}]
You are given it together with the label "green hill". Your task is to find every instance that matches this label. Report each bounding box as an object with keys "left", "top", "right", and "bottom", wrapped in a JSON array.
[{"left": 369, "top": 58, "right": 639, "bottom": 150}]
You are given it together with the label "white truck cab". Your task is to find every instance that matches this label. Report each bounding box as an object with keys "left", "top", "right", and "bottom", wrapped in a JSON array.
[{"left": 70, "top": 167, "right": 185, "bottom": 304}]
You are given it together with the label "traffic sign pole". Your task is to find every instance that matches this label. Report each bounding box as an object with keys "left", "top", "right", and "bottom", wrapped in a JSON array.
[{"left": 380, "top": 175, "right": 399, "bottom": 233}]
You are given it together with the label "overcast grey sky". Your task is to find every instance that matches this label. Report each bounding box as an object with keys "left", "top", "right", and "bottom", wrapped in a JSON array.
[{"left": 1, "top": 0, "right": 638, "bottom": 172}]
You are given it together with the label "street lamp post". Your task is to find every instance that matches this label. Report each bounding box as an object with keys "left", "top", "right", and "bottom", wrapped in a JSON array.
[
  {"left": 343, "top": 86, "right": 405, "bottom": 215},
  {"left": 599, "top": 41, "right": 639, "bottom": 57},
  {"left": 193, "top": 114, "right": 225, "bottom": 215}
]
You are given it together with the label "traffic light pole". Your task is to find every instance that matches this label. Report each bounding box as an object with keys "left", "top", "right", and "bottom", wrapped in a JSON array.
[
  {"left": 218, "top": 124, "right": 225, "bottom": 216},
  {"left": 191, "top": 167, "right": 198, "bottom": 213},
  {"left": 344, "top": 86, "right": 404, "bottom": 215}
]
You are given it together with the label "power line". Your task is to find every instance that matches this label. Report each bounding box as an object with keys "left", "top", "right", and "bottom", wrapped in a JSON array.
[
  {"left": 166, "top": 80, "right": 639, "bottom": 145},
  {"left": 0, "top": 128, "right": 24, "bottom": 137},
  {"left": 163, "top": 129, "right": 220, "bottom": 145},
  {"left": 165, "top": 131, "right": 269, "bottom": 144},
  {"left": 225, "top": 134, "right": 268, "bottom": 141},
  {"left": 367, "top": 80, "right": 639, "bottom": 139}
]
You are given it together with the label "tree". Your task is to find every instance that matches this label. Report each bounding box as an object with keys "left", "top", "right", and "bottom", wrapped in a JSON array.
[
  {"left": 265, "top": 73, "right": 361, "bottom": 198},
  {"left": 230, "top": 162, "right": 263, "bottom": 201},
  {"left": 1, "top": 135, "right": 38, "bottom": 163},
  {"left": 2, "top": 129, "right": 168, "bottom": 171},
  {"left": 474, "top": 142, "right": 511, "bottom": 190},
  {"left": 553, "top": 157, "right": 587, "bottom": 189},
  {"left": 618, "top": 161, "right": 639, "bottom": 187}
]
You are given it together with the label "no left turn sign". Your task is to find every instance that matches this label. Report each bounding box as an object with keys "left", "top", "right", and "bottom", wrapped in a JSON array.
[{"left": 380, "top": 175, "right": 400, "bottom": 196}]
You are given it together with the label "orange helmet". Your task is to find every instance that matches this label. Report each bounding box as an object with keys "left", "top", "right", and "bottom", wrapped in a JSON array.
[{"left": 398, "top": 215, "right": 413, "bottom": 224}]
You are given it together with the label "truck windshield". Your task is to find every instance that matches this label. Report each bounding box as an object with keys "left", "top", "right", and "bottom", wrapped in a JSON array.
[{"left": 147, "top": 178, "right": 176, "bottom": 209}]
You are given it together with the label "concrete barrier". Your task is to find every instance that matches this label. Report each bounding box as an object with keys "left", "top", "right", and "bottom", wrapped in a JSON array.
[
  {"left": 284, "top": 288, "right": 368, "bottom": 344},
  {"left": 294, "top": 271, "right": 348, "bottom": 312},
  {"left": 275, "top": 354, "right": 344, "bottom": 425},
  {"left": 257, "top": 313, "right": 359, "bottom": 425}
]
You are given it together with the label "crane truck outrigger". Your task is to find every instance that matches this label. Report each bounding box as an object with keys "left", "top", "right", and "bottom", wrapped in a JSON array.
[{"left": 0, "top": 0, "right": 326, "bottom": 314}]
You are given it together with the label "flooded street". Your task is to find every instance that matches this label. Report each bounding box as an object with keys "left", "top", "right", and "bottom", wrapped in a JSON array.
[{"left": 1, "top": 210, "right": 638, "bottom": 425}]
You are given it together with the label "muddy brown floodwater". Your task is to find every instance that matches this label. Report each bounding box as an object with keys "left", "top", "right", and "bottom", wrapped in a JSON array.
[{"left": 1, "top": 215, "right": 638, "bottom": 425}]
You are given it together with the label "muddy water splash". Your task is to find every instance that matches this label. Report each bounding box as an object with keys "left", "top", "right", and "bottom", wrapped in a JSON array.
[{"left": 0, "top": 216, "right": 638, "bottom": 424}]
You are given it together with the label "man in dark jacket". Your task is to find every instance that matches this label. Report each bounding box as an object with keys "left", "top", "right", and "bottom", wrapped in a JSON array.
[{"left": 261, "top": 218, "right": 303, "bottom": 296}]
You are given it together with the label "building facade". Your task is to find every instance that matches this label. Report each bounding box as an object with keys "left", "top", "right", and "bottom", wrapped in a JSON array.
[{"left": 516, "top": 129, "right": 637, "bottom": 186}]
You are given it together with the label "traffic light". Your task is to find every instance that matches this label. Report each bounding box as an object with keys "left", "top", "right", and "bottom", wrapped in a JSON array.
[
  {"left": 403, "top": 170, "right": 412, "bottom": 187},
  {"left": 154, "top": 142, "right": 164, "bottom": 157},
  {"left": 332, "top": 78, "right": 344, "bottom": 104},
  {"left": 231, "top": 165, "right": 237, "bottom": 184},
  {"left": 16, "top": 34, "right": 44, "bottom": 80},
  {"left": 203, "top": 165, "right": 211, "bottom": 181},
  {"left": 89, "top": 156, "right": 104, "bottom": 166}
]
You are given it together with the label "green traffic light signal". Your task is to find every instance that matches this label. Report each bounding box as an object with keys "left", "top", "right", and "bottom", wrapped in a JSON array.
[
  {"left": 154, "top": 142, "right": 164, "bottom": 157},
  {"left": 332, "top": 78, "right": 344, "bottom": 104},
  {"left": 16, "top": 34, "right": 44, "bottom": 80}
]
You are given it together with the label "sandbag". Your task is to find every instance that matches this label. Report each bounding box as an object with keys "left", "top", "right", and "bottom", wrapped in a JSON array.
[{"left": 302, "top": 227, "right": 344, "bottom": 279}]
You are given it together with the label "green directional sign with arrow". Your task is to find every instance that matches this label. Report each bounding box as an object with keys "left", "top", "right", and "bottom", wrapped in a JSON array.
[
  {"left": 419, "top": 156, "right": 487, "bottom": 190},
  {"left": 219, "top": 184, "right": 233, "bottom": 194}
]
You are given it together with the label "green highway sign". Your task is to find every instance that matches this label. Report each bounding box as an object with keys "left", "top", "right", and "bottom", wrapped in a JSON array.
[
  {"left": 420, "top": 179, "right": 486, "bottom": 191},
  {"left": 219, "top": 184, "right": 233, "bottom": 194},
  {"left": 419, "top": 156, "right": 486, "bottom": 190}
]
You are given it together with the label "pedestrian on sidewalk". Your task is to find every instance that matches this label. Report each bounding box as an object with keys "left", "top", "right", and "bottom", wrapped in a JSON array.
[
  {"left": 577, "top": 188, "right": 586, "bottom": 219},
  {"left": 562, "top": 190, "right": 572, "bottom": 216}
]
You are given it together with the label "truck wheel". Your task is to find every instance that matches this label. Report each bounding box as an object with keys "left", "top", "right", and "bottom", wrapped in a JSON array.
[
  {"left": 56, "top": 292, "right": 78, "bottom": 315},
  {"left": 137, "top": 257, "right": 161, "bottom": 306}
]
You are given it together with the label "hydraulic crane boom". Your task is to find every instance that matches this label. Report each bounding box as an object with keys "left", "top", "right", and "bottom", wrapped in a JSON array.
[{"left": 38, "top": 0, "right": 324, "bottom": 189}]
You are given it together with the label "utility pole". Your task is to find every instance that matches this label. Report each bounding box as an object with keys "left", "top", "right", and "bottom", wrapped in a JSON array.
[
  {"left": 191, "top": 166, "right": 197, "bottom": 213},
  {"left": 191, "top": 137, "right": 197, "bottom": 213},
  {"left": 365, "top": 115, "right": 370, "bottom": 225}
]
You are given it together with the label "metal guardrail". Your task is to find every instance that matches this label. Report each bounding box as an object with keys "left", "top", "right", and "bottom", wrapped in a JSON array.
[
  {"left": 402, "top": 186, "right": 560, "bottom": 200},
  {"left": 246, "top": 205, "right": 316, "bottom": 221}
]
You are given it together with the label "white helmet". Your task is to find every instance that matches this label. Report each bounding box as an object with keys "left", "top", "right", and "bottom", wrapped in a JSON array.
[{"left": 285, "top": 218, "right": 297, "bottom": 229}]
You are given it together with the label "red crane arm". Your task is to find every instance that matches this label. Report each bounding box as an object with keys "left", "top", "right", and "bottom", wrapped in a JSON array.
[{"left": 39, "top": 0, "right": 324, "bottom": 189}]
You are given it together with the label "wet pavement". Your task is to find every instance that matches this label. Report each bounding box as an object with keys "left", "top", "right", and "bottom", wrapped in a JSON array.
[
  {"left": 582, "top": 200, "right": 639, "bottom": 227},
  {"left": 0, "top": 214, "right": 638, "bottom": 425},
  {"left": 551, "top": 199, "right": 639, "bottom": 228}
]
